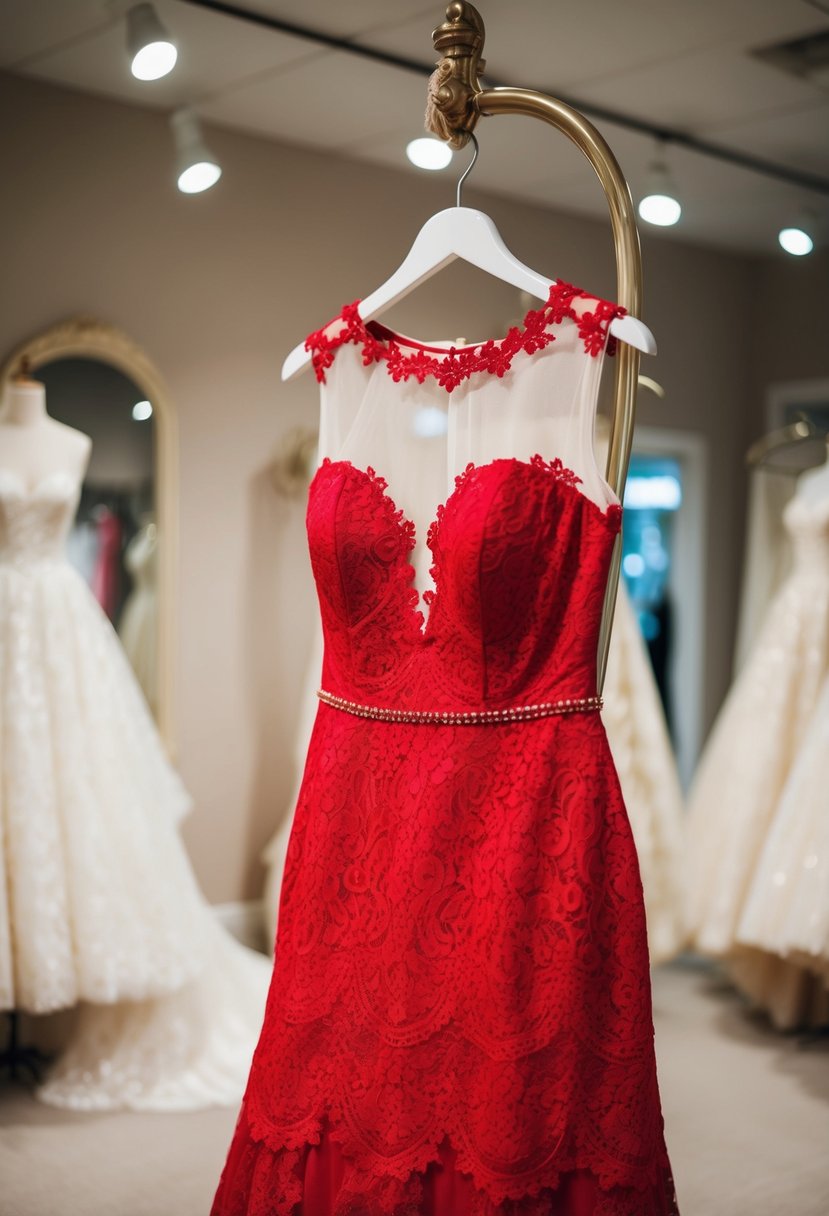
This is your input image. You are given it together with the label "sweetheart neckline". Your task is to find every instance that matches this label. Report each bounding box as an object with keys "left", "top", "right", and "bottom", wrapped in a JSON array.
[
  {"left": 0, "top": 467, "right": 81, "bottom": 497},
  {"left": 313, "top": 455, "right": 621, "bottom": 532},
  {"left": 310, "top": 455, "right": 622, "bottom": 643}
]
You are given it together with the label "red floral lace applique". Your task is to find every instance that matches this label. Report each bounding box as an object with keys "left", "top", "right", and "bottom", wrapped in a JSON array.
[
  {"left": 305, "top": 283, "right": 626, "bottom": 389},
  {"left": 528, "top": 451, "right": 583, "bottom": 490},
  {"left": 312, "top": 458, "right": 424, "bottom": 665}
]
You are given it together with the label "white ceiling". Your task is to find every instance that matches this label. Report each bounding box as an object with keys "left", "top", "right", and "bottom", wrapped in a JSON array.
[{"left": 3, "top": 0, "right": 829, "bottom": 254}]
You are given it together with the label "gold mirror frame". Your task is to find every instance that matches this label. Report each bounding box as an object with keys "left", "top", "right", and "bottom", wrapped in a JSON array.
[{"left": 0, "top": 317, "right": 178, "bottom": 751}]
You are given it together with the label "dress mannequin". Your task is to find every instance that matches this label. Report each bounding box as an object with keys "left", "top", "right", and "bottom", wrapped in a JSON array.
[
  {"left": 0, "top": 377, "right": 91, "bottom": 484},
  {"left": 687, "top": 439, "right": 829, "bottom": 1029},
  {"left": 0, "top": 375, "right": 93, "bottom": 1078},
  {"left": 0, "top": 372, "right": 271, "bottom": 1107}
]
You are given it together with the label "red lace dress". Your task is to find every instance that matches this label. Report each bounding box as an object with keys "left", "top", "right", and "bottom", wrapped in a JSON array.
[{"left": 212, "top": 284, "right": 679, "bottom": 1216}]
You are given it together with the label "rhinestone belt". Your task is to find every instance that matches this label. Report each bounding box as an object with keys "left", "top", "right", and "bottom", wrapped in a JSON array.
[{"left": 317, "top": 688, "right": 602, "bottom": 725}]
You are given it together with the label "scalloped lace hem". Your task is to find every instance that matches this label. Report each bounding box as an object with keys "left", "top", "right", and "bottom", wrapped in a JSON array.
[{"left": 212, "top": 1103, "right": 679, "bottom": 1216}]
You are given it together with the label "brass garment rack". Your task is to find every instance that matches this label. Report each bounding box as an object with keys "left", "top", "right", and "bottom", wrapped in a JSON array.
[
  {"left": 746, "top": 418, "right": 824, "bottom": 474},
  {"left": 424, "top": 2, "right": 645, "bottom": 688}
]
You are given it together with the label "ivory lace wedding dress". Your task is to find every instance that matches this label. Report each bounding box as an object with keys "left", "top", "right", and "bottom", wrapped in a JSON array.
[
  {"left": 737, "top": 670, "right": 829, "bottom": 981},
  {"left": 0, "top": 465, "right": 269, "bottom": 1109},
  {"left": 601, "top": 581, "right": 686, "bottom": 964},
  {"left": 686, "top": 489, "right": 829, "bottom": 1027}
]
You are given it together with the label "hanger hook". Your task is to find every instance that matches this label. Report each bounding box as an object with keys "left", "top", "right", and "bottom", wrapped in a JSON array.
[{"left": 455, "top": 132, "right": 479, "bottom": 208}]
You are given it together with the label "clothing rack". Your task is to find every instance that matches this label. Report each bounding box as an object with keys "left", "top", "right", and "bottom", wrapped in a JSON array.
[
  {"left": 423, "top": 2, "right": 644, "bottom": 687},
  {"left": 747, "top": 419, "right": 826, "bottom": 475}
]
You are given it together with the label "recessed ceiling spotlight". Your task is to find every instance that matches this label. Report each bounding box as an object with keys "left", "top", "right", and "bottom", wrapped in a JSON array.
[
  {"left": 406, "top": 137, "right": 452, "bottom": 171},
  {"left": 778, "top": 213, "right": 815, "bottom": 256},
  {"left": 126, "top": 3, "right": 177, "bottom": 81},
  {"left": 132, "top": 399, "right": 153, "bottom": 421},
  {"left": 170, "top": 108, "right": 222, "bottom": 194},
  {"left": 638, "top": 145, "right": 682, "bottom": 228}
]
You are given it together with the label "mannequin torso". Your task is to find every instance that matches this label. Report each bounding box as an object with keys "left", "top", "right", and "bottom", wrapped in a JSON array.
[{"left": 0, "top": 379, "right": 91, "bottom": 487}]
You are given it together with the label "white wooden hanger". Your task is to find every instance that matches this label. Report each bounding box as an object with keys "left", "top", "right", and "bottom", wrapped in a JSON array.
[{"left": 282, "top": 135, "right": 656, "bottom": 382}]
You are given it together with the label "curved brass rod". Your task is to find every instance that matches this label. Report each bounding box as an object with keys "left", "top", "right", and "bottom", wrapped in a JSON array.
[{"left": 475, "top": 87, "right": 642, "bottom": 690}]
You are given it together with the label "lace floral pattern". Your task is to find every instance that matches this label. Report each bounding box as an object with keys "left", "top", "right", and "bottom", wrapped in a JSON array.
[
  {"left": 0, "top": 470, "right": 271, "bottom": 1114},
  {"left": 305, "top": 282, "right": 626, "bottom": 391},
  {"left": 0, "top": 470, "right": 197, "bottom": 1013},
  {"left": 213, "top": 446, "right": 676, "bottom": 1214}
]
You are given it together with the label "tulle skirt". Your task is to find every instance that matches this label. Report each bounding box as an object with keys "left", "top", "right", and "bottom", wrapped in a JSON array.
[
  {"left": 601, "top": 586, "right": 687, "bottom": 963},
  {"left": 38, "top": 915, "right": 270, "bottom": 1112},
  {"left": 686, "top": 568, "right": 829, "bottom": 958},
  {"left": 0, "top": 561, "right": 200, "bottom": 1013},
  {"left": 0, "top": 559, "right": 271, "bottom": 1108},
  {"left": 118, "top": 583, "right": 159, "bottom": 717}
]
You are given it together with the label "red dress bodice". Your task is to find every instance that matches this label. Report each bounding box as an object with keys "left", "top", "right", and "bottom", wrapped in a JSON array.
[
  {"left": 309, "top": 455, "right": 621, "bottom": 712},
  {"left": 212, "top": 286, "right": 678, "bottom": 1216}
]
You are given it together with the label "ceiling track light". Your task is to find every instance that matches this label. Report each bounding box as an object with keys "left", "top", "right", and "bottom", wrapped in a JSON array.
[
  {"left": 638, "top": 143, "right": 682, "bottom": 228},
  {"left": 778, "top": 210, "right": 816, "bottom": 256},
  {"left": 406, "top": 137, "right": 453, "bottom": 171},
  {"left": 126, "top": 2, "right": 177, "bottom": 81},
  {"left": 170, "top": 108, "right": 222, "bottom": 194},
  {"left": 132, "top": 399, "right": 153, "bottom": 421}
]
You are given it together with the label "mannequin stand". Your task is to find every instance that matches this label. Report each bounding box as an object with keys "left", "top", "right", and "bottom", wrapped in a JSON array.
[{"left": 0, "top": 1011, "right": 51, "bottom": 1084}]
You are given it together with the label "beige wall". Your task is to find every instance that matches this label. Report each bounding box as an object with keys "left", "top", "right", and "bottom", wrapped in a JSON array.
[
  {"left": 1, "top": 70, "right": 806, "bottom": 902},
  {"left": 748, "top": 248, "right": 829, "bottom": 432}
]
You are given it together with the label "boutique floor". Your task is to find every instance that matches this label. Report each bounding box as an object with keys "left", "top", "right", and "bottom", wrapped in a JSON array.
[{"left": 1, "top": 959, "right": 827, "bottom": 1216}]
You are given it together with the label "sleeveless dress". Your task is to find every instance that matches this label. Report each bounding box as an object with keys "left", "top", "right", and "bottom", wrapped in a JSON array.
[
  {"left": 0, "top": 465, "right": 270, "bottom": 1107},
  {"left": 212, "top": 283, "right": 678, "bottom": 1215}
]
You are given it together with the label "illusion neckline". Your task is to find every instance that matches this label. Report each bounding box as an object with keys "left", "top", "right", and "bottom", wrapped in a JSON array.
[{"left": 305, "top": 282, "right": 626, "bottom": 393}]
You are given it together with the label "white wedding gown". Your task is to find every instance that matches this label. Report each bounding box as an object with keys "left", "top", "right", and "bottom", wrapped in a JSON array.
[
  {"left": 0, "top": 466, "right": 269, "bottom": 1109},
  {"left": 601, "top": 581, "right": 687, "bottom": 963},
  {"left": 738, "top": 668, "right": 829, "bottom": 973},
  {"left": 732, "top": 469, "right": 795, "bottom": 676},
  {"left": 686, "top": 490, "right": 829, "bottom": 1026},
  {"left": 729, "top": 669, "right": 829, "bottom": 1029}
]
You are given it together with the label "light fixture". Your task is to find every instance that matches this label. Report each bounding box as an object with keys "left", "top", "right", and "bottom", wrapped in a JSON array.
[
  {"left": 126, "top": 3, "right": 177, "bottom": 81},
  {"left": 406, "top": 137, "right": 452, "bottom": 171},
  {"left": 132, "top": 399, "right": 153, "bottom": 421},
  {"left": 638, "top": 145, "right": 682, "bottom": 228},
  {"left": 778, "top": 212, "right": 815, "bottom": 257},
  {"left": 170, "top": 108, "right": 222, "bottom": 194}
]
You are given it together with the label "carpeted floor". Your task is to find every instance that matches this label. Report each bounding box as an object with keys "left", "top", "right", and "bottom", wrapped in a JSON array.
[{"left": 1, "top": 959, "right": 827, "bottom": 1216}]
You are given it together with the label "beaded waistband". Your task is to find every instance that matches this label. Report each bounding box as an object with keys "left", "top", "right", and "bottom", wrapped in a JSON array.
[{"left": 317, "top": 688, "right": 602, "bottom": 725}]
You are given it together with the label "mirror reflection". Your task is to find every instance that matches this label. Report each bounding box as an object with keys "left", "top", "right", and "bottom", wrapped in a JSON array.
[{"left": 37, "top": 357, "right": 160, "bottom": 717}]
